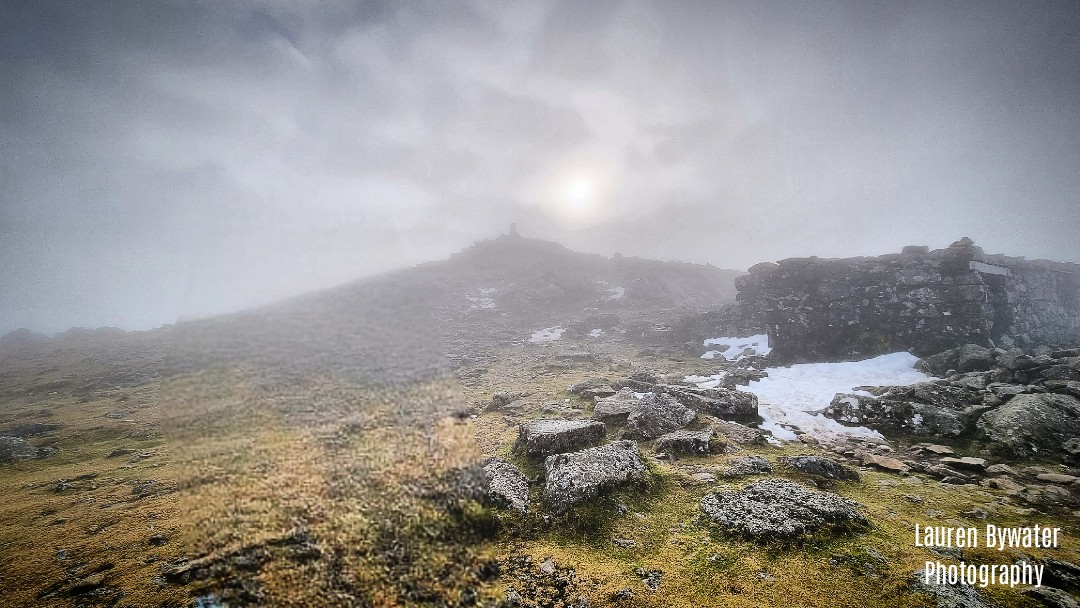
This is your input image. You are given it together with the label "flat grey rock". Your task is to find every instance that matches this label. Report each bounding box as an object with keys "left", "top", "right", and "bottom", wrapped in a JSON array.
[{"left": 514, "top": 419, "right": 606, "bottom": 458}]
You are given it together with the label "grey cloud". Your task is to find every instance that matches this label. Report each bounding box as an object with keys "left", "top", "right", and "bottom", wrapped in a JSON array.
[{"left": 1, "top": 0, "right": 1078, "bottom": 333}]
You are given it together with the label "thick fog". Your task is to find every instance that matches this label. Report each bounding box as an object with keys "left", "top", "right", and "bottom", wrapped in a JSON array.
[{"left": 2, "top": 0, "right": 1078, "bottom": 334}]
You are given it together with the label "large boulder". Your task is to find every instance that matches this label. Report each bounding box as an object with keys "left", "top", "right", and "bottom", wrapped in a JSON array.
[
  {"left": 543, "top": 441, "right": 648, "bottom": 513},
  {"left": 917, "top": 344, "right": 993, "bottom": 376},
  {"left": 976, "top": 393, "right": 1080, "bottom": 456},
  {"left": 483, "top": 458, "right": 529, "bottom": 512},
  {"left": 592, "top": 388, "right": 639, "bottom": 422},
  {"left": 700, "top": 478, "right": 869, "bottom": 540},
  {"left": 654, "top": 429, "right": 720, "bottom": 456},
  {"left": 779, "top": 455, "right": 860, "bottom": 481},
  {"left": 626, "top": 393, "right": 696, "bottom": 438},
  {"left": 711, "top": 419, "right": 766, "bottom": 444},
  {"left": 513, "top": 419, "right": 607, "bottom": 458}
]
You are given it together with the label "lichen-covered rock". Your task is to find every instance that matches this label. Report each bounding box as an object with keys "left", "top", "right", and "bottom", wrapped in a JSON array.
[
  {"left": 568, "top": 377, "right": 616, "bottom": 399},
  {"left": 721, "top": 455, "right": 773, "bottom": 477},
  {"left": 592, "top": 388, "right": 639, "bottom": 422},
  {"left": 700, "top": 478, "right": 869, "bottom": 540},
  {"left": 513, "top": 419, "right": 607, "bottom": 458},
  {"left": 543, "top": 441, "right": 647, "bottom": 513},
  {"left": 654, "top": 429, "right": 719, "bottom": 456},
  {"left": 780, "top": 455, "right": 860, "bottom": 481},
  {"left": 626, "top": 393, "right": 696, "bottom": 438},
  {"left": 976, "top": 393, "right": 1080, "bottom": 456},
  {"left": 711, "top": 419, "right": 766, "bottom": 444},
  {"left": 483, "top": 457, "right": 529, "bottom": 512}
]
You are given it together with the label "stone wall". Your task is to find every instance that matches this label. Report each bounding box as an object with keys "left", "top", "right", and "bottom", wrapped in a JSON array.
[{"left": 734, "top": 238, "right": 1080, "bottom": 362}]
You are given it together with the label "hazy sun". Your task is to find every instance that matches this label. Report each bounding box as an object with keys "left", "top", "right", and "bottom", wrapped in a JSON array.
[
  {"left": 564, "top": 176, "right": 595, "bottom": 208},
  {"left": 536, "top": 154, "right": 618, "bottom": 228}
]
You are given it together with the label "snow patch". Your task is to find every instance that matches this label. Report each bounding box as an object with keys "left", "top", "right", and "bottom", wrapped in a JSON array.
[
  {"left": 687, "top": 351, "right": 933, "bottom": 441},
  {"left": 528, "top": 327, "right": 564, "bottom": 343},
  {"left": 588, "top": 328, "right": 604, "bottom": 337},
  {"left": 701, "top": 334, "right": 771, "bottom": 360}
]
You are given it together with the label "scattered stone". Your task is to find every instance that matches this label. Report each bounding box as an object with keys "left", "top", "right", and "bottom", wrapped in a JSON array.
[
  {"left": 1036, "top": 473, "right": 1079, "bottom": 485},
  {"left": 860, "top": 452, "right": 910, "bottom": 474},
  {"left": 483, "top": 457, "right": 530, "bottom": 512},
  {"left": 491, "top": 392, "right": 529, "bottom": 410},
  {"left": 514, "top": 419, "right": 606, "bottom": 458},
  {"left": 635, "top": 567, "right": 662, "bottom": 591},
  {"left": 592, "top": 388, "right": 640, "bottom": 422},
  {"left": 654, "top": 429, "right": 719, "bottom": 456},
  {"left": 1043, "top": 560, "right": 1080, "bottom": 592},
  {"left": 612, "top": 538, "right": 636, "bottom": 548},
  {"left": 700, "top": 478, "right": 868, "bottom": 540},
  {"left": 1, "top": 422, "right": 62, "bottom": 437},
  {"left": 721, "top": 455, "right": 773, "bottom": 477},
  {"left": 691, "top": 472, "right": 717, "bottom": 483},
  {"left": 543, "top": 441, "right": 647, "bottom": 513},
  {"left": 711, "top": 419, "right": 766, "bottom": 444},
  {"left": 984, "top": 464, "right": 1016, "bottom": 476},
  {"left": 626, "top": 393, "right": 696, "bottom": 439},
  {"left": 569, "top": 378, "right": 616, "bottom": 399},
  {"left": 148, "top": 534, "right": 169, "bottom": 546},
  {"left": 780, "top": 455, "right": 860, "bottom": 481},
  {"left": 919, "top": 444, "right": 957, "bottom": 456},
  {"left": 939, "top": 457, "right": 988, "bottom": 471}
]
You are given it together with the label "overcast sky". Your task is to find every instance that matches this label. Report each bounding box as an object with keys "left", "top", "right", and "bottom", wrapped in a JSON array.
[{"left": 2, "top": 0, "right": 1078, "bottom": 334}]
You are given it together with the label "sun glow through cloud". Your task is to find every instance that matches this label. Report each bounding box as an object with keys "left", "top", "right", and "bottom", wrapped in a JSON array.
[{"left": 538, "top": 154, "right": 619, "bottom": 229}]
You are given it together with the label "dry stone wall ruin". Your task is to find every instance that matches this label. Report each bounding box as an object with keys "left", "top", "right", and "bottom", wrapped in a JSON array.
[{"left": 732, "top": 238, "right": 1080, "bottom": 362}]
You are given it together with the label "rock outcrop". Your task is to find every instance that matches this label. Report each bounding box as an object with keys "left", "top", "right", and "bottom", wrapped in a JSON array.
[{"left": 731, "top": 239, "right": 1080, "bottom": 362}]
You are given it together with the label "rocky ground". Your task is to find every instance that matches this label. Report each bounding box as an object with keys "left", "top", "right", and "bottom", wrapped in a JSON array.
[{"left": 3, "top": 237, "right": 1079, "bottom": 606}]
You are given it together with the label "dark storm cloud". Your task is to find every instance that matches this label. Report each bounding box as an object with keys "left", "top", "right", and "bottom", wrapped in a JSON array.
[{"left": 2, "top": 0, "right": 1078, "bottom": 333}]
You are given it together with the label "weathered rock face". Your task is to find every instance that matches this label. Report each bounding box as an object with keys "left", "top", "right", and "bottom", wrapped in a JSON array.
[
  {"left": 591, "top": 388, "right": 639, "bottom": 421},
  {"left": 700, "top": 478, "right": 869, "bottom": 540},
  {"left": 654, "top": 429, "right": 719, "bottom": 456},
  {"left": 543, "top": 441, "right": 647, "bottom": 513},
  {"left": 513, "top": 419, "right": 607, "bottom": 458},
  {"left": 625, "top": 393, "right": 696, "bottom": 438},
  {"left": 732, "top": 239, "right": 1080, "bottom": 362},
  {"left": 711, "top": 419, "right": 766, "bottom": 444},
  {"left": 779, "top": 455, "right": 860, "bottom": 481},
  {"left": 976, "top": 393, "right": 1080, "bottom": 456},
  {"left": 483, "top": 458, "right": 529, "bottom": 512}
]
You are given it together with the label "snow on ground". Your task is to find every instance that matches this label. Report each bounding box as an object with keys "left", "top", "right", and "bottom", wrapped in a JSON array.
[
  {"left": 701, "top": 334, "right": 771, "bottom": 360},
  {"left": 529, "top": 327, "right": 565, "bottom": 343},
  {"left": 588, "top": 328, "right": 604, "bottom": 337},
  {"left": 687, "top": 351, "right": 933, "bottom": 442}
]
